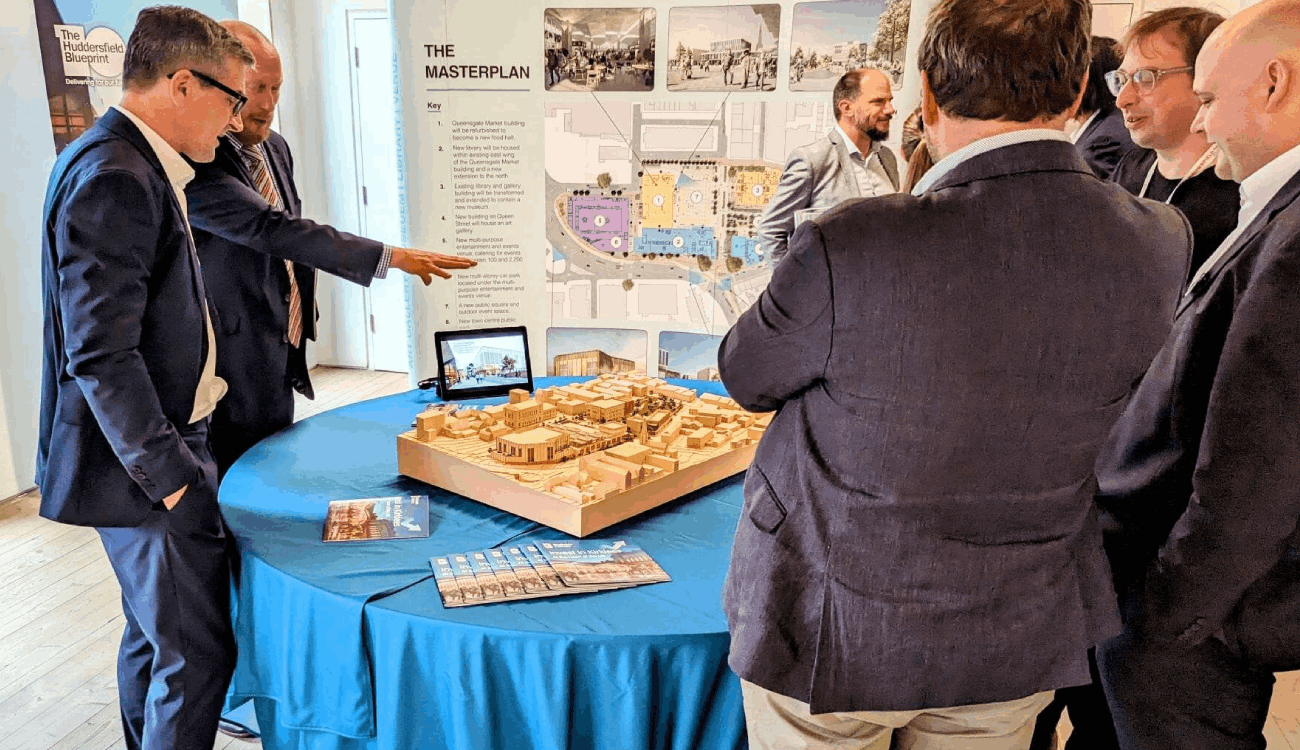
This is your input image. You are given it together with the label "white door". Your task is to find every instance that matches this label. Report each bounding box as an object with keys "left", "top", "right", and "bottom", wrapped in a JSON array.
[{"left": 349, "top": 12, "right": 409, "bottom": 373}]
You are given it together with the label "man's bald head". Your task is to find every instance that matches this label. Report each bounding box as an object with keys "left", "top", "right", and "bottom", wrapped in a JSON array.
[
  {"left": 220, "top": 20, "right": 275, "bottom": 60},
  {"left": 1191, "top": 0, "right": 1300, "bottom": 181},
  {"left": 220, "top": 20, "right": 283, "bottom": 147}
]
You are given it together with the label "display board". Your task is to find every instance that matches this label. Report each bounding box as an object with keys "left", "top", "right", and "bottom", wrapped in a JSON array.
[
  {"left": 31, "top": 0, "right": 238, "bottom": 153},
  {"left": 391, "top": 0, "right": 919, "bottom": 383}
]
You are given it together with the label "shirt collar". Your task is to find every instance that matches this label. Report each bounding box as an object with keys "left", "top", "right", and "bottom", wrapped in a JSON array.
[
  {"left": 1237, "top": 140, "right": 1300, "bottom": 225},
  {"left": 1069, "top": 110, "right": 1101, "bottom": 144},
  {"left": 227, "top": 132, "right": 259, "bottom": 158},
  {"left": 834, "top": 123, "right": 879, "bottom": 160},
  {"left": 112, "top": 104, "right": 195, "bottom": 191},
  {"left": 912, "top": 128, "right": 1072, "bottom": 195}
]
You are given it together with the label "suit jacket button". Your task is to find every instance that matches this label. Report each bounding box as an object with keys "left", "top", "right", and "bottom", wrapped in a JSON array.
[{"left": 284, "top": 293, "right": 291, "bottom": 302}]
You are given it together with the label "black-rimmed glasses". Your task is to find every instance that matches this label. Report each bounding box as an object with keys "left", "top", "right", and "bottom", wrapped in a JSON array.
[
  {"left": 1104, "top": 66, "right": 1194, "bottom": 96},
  {"left": 169, "top": 69, "right": 247, "bottom": 114}
]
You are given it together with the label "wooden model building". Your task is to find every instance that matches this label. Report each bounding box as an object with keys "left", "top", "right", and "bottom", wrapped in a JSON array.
[{"left": 397, "top": 374, "right": 772, "bottom": 536}]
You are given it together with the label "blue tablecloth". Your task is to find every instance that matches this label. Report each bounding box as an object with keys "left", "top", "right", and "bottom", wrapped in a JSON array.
[{"left": 219, "top": 378, "right": 748, "bottom": 750}]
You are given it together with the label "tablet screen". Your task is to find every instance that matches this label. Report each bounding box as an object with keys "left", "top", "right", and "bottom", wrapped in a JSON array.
[{"left": 434, "top": 326, "right": 534, "bottom": 400}]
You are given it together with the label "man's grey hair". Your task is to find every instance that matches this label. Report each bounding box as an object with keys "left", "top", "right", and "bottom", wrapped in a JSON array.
[{"left": 123, "top": 5, "right": 254, "bottom": 90}]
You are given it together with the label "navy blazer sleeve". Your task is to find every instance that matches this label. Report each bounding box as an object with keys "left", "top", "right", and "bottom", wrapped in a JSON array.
[
  {"left": 55, "top": 170, "right": 199, "bottom": 502},
  {"left": 185, "top": 162, "right": 384, "bottom": 287},
  {"left": 719, "top": 220, "right": 833, "bottom": 412},
  {"left": 1142, "top": 231, "right": 1300, "bottom": 644}
]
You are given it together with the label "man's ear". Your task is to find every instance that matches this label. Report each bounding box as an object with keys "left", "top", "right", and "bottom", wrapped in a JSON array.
[
  {"left": 920, "top": 70, "right": 939, "bottom": 129},
  {"left": 168, "top": 68, "right": 194, "bottom": 108},
  {"left": 1263, "top": 58, "right": 1292, "bottom": 112}
]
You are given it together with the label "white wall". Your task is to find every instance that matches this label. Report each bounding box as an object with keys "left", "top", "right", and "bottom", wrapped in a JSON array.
[
  {"left": 266, "top": 0, "right": 385, "bottom": 368},
  {"left": 0, "top": 0, "right": 57, "bottom": 500}
]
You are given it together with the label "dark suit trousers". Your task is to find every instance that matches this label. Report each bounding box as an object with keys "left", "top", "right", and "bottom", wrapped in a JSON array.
[
  {"left": 96, "top": 425, "right": 236, "bottom": 750},
  {"left": 211, "top": 345, "right": 302, "bottom": 478},
  {"left": 1029, "top": 648, "right": 1119, "bottom": 750},
  {"left": 1096, "top": 628, "right": 1275, "bottom": 750}
]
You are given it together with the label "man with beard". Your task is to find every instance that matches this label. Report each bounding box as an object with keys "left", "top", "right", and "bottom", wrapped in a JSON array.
[
  {"left": 184, "top": 21, "right": 474, "bottom": 477},
  {"left": 756, "top": 68, "right": 899, "bottom": 264}
]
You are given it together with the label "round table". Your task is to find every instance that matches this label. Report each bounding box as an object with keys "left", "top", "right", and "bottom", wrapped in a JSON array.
[{"left": 219, "top": 378, "right": 748, "bottom": 750}]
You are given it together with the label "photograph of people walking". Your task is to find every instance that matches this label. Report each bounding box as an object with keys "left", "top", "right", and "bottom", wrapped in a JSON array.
[
  {"left": 667, "top": 4, "right": 780, "bottom": 91},
  {"left": 789, "top": 0, "right": 908, "bottom": 91}
]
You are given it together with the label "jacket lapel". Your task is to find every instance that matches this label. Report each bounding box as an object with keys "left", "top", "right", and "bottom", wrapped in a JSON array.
[
  {"left": 1176, "top": 168, "right": 1300, "bottom": 316},
  {"left": 101, "top": 109, "right": 208, "bottom": 323},
  {"left": 828, "top": 129, "right": 863, "bottom": 197},
  {"left": 879, "top": 147, "right": 900, "bottom": 190}
]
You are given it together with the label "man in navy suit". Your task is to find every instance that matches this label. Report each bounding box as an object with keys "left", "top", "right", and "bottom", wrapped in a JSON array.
[
  {"left": 1071, "top": 36, "right": 1138, "bottom": 179},
  {"left": 36, "top": 8, "right": 253, "bottom": 749},
  {"left": 720, "top": 1, "right": 1191, "bottom": 747},
  {"left": 185, "top": 21, "right": 475, "bottom": 476},
  {"left": 1096, "top": 1, "right": 1300, "bottom": 747}
]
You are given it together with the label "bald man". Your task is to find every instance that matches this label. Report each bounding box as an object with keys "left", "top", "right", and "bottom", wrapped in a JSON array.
[
  {"left": 1093, "top": 2, "right": 1300, "bottom": 748},
  {"left": 755, "top": 68, "right": 899, "bottom": 264},
  {"left": 185, "top": 21, "right": 474, "bottom": 476}
]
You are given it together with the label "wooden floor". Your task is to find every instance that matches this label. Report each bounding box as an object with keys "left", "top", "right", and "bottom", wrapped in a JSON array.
[{"left": 0, "top": 365, "right": 1296, "bottom": 749}]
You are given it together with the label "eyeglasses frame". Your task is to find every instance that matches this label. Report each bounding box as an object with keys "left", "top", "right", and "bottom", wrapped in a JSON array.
[
  {"left": 1104, "top": 66, "right": 1195, "bottom": 97},
  {"left": 168, "top": 68, "right": 247, "bottom": 115}
]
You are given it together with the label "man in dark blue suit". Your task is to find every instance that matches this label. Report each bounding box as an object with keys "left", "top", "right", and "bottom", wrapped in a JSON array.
[
  {"left": 1096, "top": 1, "right": 1300, "bottom": 747},
  {"left": 719, "top": 1, "right": 1191, "bottom": 747},
  {"left": 185, "top": 21, "right": 475, "bottom": 475},
  {"left": 1072, "top": 36, "right": 1139, "bottom": 179},
  {"left": 36, "top": 8, "right": 253, "bottom": 749}
]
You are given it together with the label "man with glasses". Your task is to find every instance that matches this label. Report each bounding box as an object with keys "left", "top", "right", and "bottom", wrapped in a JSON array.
[
  {"left": 36, "top": 7, "right": 252, "bottom": 749},
  {"left": 1107, "top": 7, "right": 1238, "bottom": 284},
  {"left": 1095, "top": 0, "right": 1300, "bottom": 746},
  {"left": 1032, "top": 17, "right": 1238, "bottom": 747},
  {"left": 184, "top": 20, "right": 475, "bottom": 480}
]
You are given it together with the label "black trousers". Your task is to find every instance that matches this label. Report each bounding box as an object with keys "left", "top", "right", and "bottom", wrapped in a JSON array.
[
  {"left": 1029, "top": 648, "right": 1119, "bottom": 750},
  {"left": 96, "top": 427, "right": 236, "bottom": 750},
  {"left": 1096, "top": 628, "right": 1275, "bottom": 750}
]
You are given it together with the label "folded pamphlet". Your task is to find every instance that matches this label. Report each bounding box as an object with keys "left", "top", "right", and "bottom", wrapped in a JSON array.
[
  {"left": 429, "top": 539, "right": 670, "bottom": 608},
  {"left": 322, "top": 495, "right": 430, "bottom": 542}
]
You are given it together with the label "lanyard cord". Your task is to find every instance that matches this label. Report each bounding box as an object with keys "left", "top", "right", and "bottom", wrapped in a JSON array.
[{"left": 1138, "top": 146, "right": 1219, "bottom": 203}]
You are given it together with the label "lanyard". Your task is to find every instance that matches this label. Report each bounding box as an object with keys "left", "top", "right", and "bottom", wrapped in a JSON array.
[{"left": 1138, "top": 146, "right": 1219, "bottom": 203}]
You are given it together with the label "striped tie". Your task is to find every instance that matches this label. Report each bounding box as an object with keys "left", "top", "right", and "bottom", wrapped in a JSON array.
[{"left": 241, "top": 142, "right": 303, "bottom": 348}]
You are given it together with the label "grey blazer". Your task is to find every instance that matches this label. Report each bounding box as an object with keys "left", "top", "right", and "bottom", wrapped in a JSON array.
[
  {"left": 756, "top": 128, "right": 900, "bottom": 264},
  {"left": 720, "top": 139, "right": 1190, "bottom": 712}
]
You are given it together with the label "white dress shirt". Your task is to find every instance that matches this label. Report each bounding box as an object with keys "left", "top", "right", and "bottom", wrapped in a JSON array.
[
  {"left": 835, "top": 123, "right": 896, "bottom": 197},
  {"left": 912, "top": 129, "right": 1073, "bottom": 195},
  {"left": 113, "top": 105, "right": 227, "bottom": 423},
  {"left": 1188, "top": 141, "right": 1300, "bottom": 290},
  {"left": 1068, "top": 110, "right": 1100, "bottom": 145}
]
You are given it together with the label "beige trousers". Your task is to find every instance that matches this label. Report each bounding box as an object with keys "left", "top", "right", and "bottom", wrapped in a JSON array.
[{"left": 740, "top": 680, "right": 1054, "bottom": 750}]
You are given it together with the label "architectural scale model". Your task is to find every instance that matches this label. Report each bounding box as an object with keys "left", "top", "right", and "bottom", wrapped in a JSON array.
[{"left": 397, "top": 373, "right": 772, "bottom": 536}]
